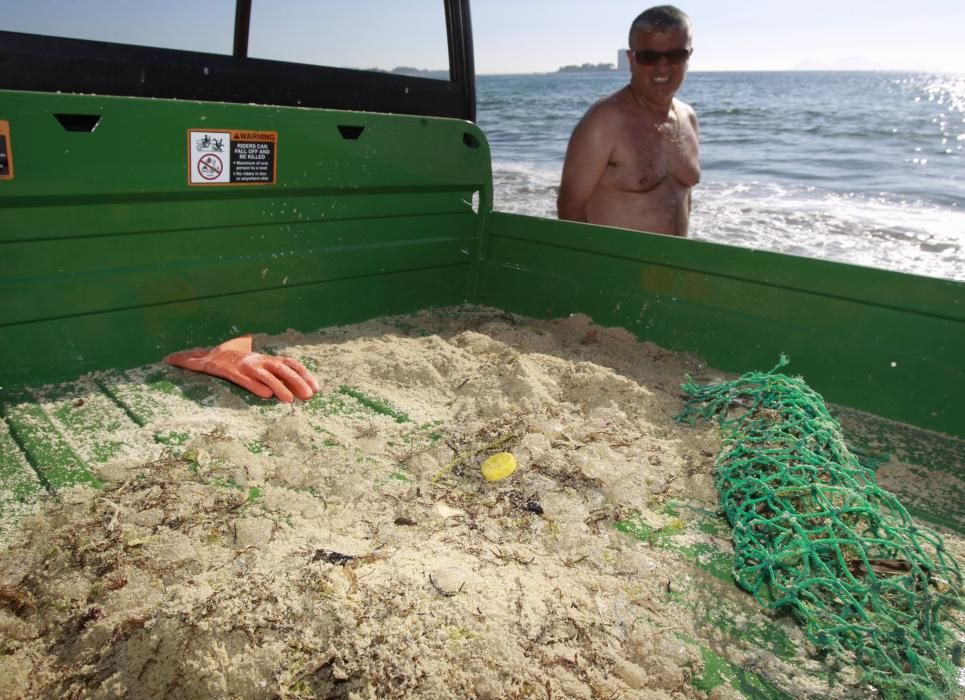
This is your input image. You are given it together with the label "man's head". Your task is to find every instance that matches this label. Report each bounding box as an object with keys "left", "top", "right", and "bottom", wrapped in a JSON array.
[
  {"left": 627, "top": 6, "right": 692, "bottom": 109},
  {"left": 628, "top": 6, "right": 692, "bottom": 50}
]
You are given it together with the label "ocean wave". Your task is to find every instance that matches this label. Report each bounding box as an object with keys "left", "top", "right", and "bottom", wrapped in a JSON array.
[
  {"left": 490, "top": 162, "right": 964, "bottom": 282},
  {"left": 491, "top": 160, "right": 559, "bottom": 218},
  {"left": 692, "top": 182, "right": 965, "bottom": 281}
]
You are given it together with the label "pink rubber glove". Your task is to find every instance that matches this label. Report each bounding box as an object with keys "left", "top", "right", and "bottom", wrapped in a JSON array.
[{"left": 164, "top": 336, "right": 320, "bottom": 403}]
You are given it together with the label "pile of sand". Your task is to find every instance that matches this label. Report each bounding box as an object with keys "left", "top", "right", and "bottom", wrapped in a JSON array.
[{"left": 1, "top": 306, "right": 952, "bottom": 699}]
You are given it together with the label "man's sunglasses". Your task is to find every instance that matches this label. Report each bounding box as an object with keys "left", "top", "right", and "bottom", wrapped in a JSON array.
[{"left": 630, "top": 48, "right": 692, "bottom": 66}]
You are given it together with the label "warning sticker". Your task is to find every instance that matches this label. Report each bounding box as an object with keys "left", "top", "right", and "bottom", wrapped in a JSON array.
[
  {"left": 188, "top": 129, "right": 277, "bottom": 185},
  {"left": 0, "top": 120, "right": 13, "bottom": 181}
]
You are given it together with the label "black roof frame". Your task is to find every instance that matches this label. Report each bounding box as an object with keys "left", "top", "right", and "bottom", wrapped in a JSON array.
[{"left": 0, "top": 0, "right": 476, "bottom": 121}]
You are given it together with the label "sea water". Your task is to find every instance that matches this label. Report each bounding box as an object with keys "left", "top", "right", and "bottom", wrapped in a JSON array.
[{"left": 476, "top": 71, "right": 965, "bottom": 282}]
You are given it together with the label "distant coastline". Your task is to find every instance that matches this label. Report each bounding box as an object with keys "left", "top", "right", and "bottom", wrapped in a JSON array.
[
  {"left": 389, "top": 67, "right": 450, "bottom": 79},
  {"left": 556, "top": 63, "right": 616, "bottom": 74}
]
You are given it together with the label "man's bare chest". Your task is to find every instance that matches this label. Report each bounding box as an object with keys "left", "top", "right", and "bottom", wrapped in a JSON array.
[{"left": 605, "top": 132, "right": 700, "bottom": 193}]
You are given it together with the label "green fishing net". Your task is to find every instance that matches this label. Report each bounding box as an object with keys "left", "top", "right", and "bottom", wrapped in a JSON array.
[{"left": 677, "top": 357, "right": 963, "bottom": 698}]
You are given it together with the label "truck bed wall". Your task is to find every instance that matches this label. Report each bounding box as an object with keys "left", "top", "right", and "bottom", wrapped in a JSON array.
[
  {"left": 2, "top": 91, "right": 962, "bottom": 438},
  {"left": 1, "top": 90, "right": 491, "bottom": 386}
]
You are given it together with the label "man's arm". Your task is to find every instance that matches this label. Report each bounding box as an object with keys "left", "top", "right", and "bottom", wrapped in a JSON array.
[
  {"left": 557, "top": 107, "right": 613, "bottom": 223},
  {"left": 685, "top": 104, "right": 700, "bottom": 218}
]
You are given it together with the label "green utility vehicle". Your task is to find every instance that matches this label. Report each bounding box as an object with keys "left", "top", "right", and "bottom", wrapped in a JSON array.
[{"left": 1, "top": 3, "right": 962, "bottom": 698}]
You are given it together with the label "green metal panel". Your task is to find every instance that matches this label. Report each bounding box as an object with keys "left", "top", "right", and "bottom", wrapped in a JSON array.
[
  {"left": 4, "top": 213, "right": 474, "bottom": 325},
  {"left": 0, "top": 90, "right": 492, "bottom": 387},
  {"left": 9, "top": 266, "right": 474, "bottom": 388},
  {"left": 478, "top": 212, "right": 965, "bottom": 438}
]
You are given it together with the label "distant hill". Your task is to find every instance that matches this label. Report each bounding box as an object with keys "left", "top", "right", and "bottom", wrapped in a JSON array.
[
  {"left": 361, "top": 67, "right": 450, "bottom": 78},
  {"left": 557, "top": 63, "right": 616, "bottom": 73},
  {"left": 391, "top": 67, "right": 450, "bottom": 79}
]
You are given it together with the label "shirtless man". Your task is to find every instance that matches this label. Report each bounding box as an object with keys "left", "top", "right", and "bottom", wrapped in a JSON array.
[{"left": 557, "top": 6, "right": 699, "bottom": 237}]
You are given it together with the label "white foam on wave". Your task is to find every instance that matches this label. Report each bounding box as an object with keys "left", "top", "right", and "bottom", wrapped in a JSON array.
[
  {"left": 491, "top": 160, "right": 560, "bottom": 219},
  {"left": 491, "top": 161, "right": 964, "bottom": 282},
  {"left": 692, "top": 182, "right": 965, "bottom": 281}
]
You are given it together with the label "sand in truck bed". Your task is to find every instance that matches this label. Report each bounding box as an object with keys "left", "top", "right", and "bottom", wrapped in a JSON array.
[{"left": 1, "top": 306, "right": 962, "bottom": 699}]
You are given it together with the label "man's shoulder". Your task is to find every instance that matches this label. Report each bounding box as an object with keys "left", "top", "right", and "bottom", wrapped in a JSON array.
[
  {"left": 583, "top": 90, "right": 631, "bottom": 121},
  {"left": 673, "top": 98, "right": 697, "bottom": 118},
  {"left": 599, "top": 87, "right": 633, "bottom": 109},
  {"left": 673, "top": 98, "right": 698, "bottom": 128}
]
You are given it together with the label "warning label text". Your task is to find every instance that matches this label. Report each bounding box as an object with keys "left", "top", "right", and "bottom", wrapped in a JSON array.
[{"left": 188, "top": 129, "right": 277, "bottom": 186}]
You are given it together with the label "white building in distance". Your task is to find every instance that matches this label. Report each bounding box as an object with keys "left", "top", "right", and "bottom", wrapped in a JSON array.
[{"left": 617, "top": 50, "right": 629, "bottom": 71}]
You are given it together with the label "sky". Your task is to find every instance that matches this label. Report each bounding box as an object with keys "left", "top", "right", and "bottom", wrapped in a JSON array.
[
  {"left": 3, "top": 1, "right": 964, "bottom": 75},
  {"left": 471, "top": 0, "right": 965, "bottom": 74}
]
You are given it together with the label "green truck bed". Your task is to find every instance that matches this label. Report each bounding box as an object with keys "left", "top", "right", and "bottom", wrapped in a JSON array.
[{"left": 1, "top": 88, "right": 963, "bottom": 698}]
